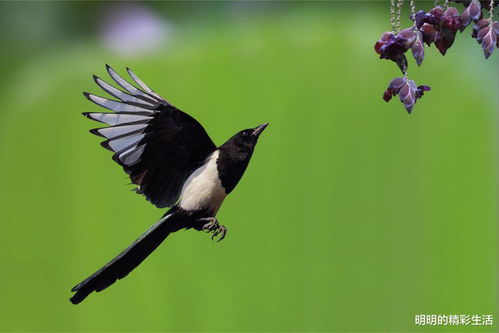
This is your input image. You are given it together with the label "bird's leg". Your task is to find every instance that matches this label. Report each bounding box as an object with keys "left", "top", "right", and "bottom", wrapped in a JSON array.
[{"left": 192, "top": 217, "right": 227, "bottom": 242}]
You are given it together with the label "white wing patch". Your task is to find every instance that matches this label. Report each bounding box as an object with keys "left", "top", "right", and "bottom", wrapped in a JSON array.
[
  {"left": 108, "top": 133, "right": 145, "bottom": 153},
  {"left": 179, "top": 150, "right": 227, "bottom": 215},
  {"left": 94, "top": 123, "right": 148, "bottom": 139},
  {"left": 126, "top": 68, "right": 166, "bottom": 103},
  {"left": 86, "top": 93, "right": 154, "bottom": 113},
  {"left": 85, "top": 113, "right": 152, "bottom": 126},
  {"left": 94, "top": 77, "right": 158, "bottom": 108},
  {"left": 106, "top": 65, "right": 152, "bottom": 99},
  {"left": 119, "top": 144, "right": 146, "bottom": 166}
]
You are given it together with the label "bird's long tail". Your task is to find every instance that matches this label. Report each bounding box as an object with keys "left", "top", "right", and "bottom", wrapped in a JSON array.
[{"left": 70, "top": 211, "right": 184, "bottom": 304}]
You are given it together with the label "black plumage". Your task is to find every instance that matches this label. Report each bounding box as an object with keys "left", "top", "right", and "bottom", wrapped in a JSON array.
[
  {"left": 70, "top": 65, "right": 268, "bottom": 304},
  {"left": 84, "top": 65, "right": 217, "bottom": 207}
]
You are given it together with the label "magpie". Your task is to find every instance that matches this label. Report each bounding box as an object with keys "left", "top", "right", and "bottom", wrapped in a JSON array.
[{"left": 69, "top": 65, "right": 268, "bottom": 304}]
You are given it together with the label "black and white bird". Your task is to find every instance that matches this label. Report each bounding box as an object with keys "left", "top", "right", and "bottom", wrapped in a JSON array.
[{"left": 69, "top": 65, "right": 268, "bottom": 304}]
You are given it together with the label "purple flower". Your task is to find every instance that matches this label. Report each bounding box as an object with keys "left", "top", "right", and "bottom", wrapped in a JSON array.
[
  {"left": 472, "top": 18, "right": 491, "bottom": 38},
  {"left": 476, "top": 22, "right": 497, "bottom": 59},
  {"left": 374, "top": 28, "right": 417, "bottom": 73},
  {"left": 383, "top": 77, "right": 431, "bottom": 113},
  {"left": 428, "top": 6, "right": 445, "bottom": 28},
  {"left": 420, "top": 23, "right": 436, "bottom": 46},
  {"left": 412, "top": 10, "right": 429, "bottom": 29},
  {"left": 411, "top": 31, "right": 425, "bottom": 66},
  {"left": 433, "top": 7, "right": 463, "bottom": 55},
  {"left": 443, "top": 7, "right": 463, "bottom": 31},
  {"left": 460, "top": 0, "right": 482, "bottom": 31},
  {"left": 410, "top": 6, "right": 444, "bottom": 30},
  {"left": 434, "top": 30, "right": 455, "bottom": 55}
]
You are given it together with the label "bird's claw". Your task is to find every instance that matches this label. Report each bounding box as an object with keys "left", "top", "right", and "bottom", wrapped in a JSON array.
[
  {"left": 201, "top": 218, "right": 219, "bottom": 232},
  {"left": 211, "top": 225, "right": 227, "bottom": 242},
  {"left": 196, "top": 217, "right": 227, "bottom": 241}
]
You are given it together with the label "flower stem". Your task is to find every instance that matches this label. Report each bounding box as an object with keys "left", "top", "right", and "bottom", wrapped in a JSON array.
[
  {"left": 489, "top": 0, "right": 495, "bottom": 21},
  {"left": 410, "top": 0, "right": 417, "bottom": 29},
  {"left": 396, "top": 0, "right": 404, "bottom": 34},
  {"left": 390, "top": 0, "right": 396, "bottom": 32}
]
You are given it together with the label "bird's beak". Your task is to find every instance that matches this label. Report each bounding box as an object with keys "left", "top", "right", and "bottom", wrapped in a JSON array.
[{"left": 252, "top": 123, "right": 269, "bottom": 137}]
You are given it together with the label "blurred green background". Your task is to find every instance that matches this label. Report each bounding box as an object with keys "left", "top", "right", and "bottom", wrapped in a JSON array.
[{"left": 0, "top": 1, "right": 497, "bottom": 332}]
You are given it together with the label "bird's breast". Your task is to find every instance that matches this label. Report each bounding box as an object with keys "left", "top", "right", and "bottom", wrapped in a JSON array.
[{"left": 178, "top": 150, "right": 227, "bottom": 215}]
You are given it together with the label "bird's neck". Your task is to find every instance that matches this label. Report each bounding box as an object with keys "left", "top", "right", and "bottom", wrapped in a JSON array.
[{"left": 216, "top": 147, "right": 252, "bottom": 194}]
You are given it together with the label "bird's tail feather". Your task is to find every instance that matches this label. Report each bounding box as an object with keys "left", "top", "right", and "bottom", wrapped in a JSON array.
[{"left": 70, "top": 211, "right": 183, "bottom": 304}]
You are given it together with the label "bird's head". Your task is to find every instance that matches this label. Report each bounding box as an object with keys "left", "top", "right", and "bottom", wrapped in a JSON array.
[{"left": 222, "top": 122, "right": 269, "bottom": 157}]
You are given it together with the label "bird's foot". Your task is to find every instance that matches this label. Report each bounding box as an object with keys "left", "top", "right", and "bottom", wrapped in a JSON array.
[
  {"left": 211, "top": 224, "right": 227, "bottom": 242},
  {"left": 195, "top": 217, "right": 227, "bottom": 242}
]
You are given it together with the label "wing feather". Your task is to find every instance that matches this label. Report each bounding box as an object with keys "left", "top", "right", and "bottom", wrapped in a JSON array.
[
  {"left": 90, "top": 123, "right": 148, "bottom": 140},
  {"left": 118, "top": 144, "right": 146, "bottom": 166},
  {"left": 106, "top": 65, "right": 159, "bottom": 103},
  {"left": 83, "top": 112, "right": 152, "bottom": 126},
  {"left": 93, "top": 76, "right": 158, "bottom": 108},
  {"left": 126, "top": 67, "right": 166, "bottom": 103},
  {"left": 83, "top": 92, "right": 154, "bottom": 113},
  {"left": 102, "top": 133, "right": 146, "bottom": 153},
  {"left": 83, "top": 66, "right": 217, "bottom": 207}
]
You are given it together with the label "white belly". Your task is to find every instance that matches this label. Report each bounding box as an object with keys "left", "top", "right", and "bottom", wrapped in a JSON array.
[{"left": 178, "top": 150, "right": 227, "bottom": 214}]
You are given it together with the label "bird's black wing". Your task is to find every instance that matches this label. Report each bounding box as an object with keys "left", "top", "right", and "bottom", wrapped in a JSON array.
[{"left": 83, "top": 65, "right": 217, "bottom": 208}]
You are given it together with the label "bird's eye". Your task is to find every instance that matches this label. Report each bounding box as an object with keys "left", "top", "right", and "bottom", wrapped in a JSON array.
[{"left": 242, "top": 131, "right": 249, "bottom": 137}]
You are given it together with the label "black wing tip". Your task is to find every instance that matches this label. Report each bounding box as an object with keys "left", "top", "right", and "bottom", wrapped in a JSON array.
[
  {"left": 100, "top": 141, "right": 113, "bottom": 151},
  {"left": 82, "top": 112, "right": 91, "bottom": 118},
  {"left": 105, "top": 64, "right": 116, "bottom": 74},
  {"left": 126, "top": 67, "right": 138, "bottom": 82},
  {"left": 83, "top": 92, "right": 97, "bottom": 104},
  {"left": 112, "top": 153, "right": 124, "bottom": 166},
  {"left": 89, "top": 128, "right": 104, "bottom": 137}
]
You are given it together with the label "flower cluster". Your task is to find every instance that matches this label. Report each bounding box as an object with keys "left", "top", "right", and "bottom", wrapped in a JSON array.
[
  {"left": 474, "top": 18, "right": 499, "bottom": 58},
  {"left": 374, "top": 0, "right": 496, "bottom": 114},
  {"left": 374, "top": 28, "right": 424, "bottom": 72},
  {"left": 374, "top": 25, "right": 430, "bottom": 113},
  {"left": 383, "top": 77, "right": 431, "bottom": 113},
  {"left": 413, "top": 0, "right": 498, "bottom": 57},
  {"left": 413, "top": 6, "right": 463, "bottom": 55}
]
